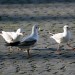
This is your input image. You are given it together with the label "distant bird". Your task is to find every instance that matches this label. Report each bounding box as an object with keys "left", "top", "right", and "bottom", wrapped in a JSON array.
[
  {"left": 0, "top": 28, "right": 23, "bottom": 44},
  {"left": 5, "top": 24, "right": 39, "bottom": 57},
  {"left": 50, "top": 25, "right": 74, "bottom": 54}
]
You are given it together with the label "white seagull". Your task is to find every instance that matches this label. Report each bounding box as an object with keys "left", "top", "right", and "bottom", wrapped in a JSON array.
[
  {"left": 50, "top": 25, "right": 74, "bottom": 54},
  {"left": 0, "top": 28, "right": 23, "bottom": 44},
  {"left": 5, "top": 24, "right": 39, "bottom": 57}
]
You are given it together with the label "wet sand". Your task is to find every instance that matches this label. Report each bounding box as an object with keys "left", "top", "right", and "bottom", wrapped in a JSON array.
[{"left": 0, "top": 3, "right": 75, "bottom": 75}]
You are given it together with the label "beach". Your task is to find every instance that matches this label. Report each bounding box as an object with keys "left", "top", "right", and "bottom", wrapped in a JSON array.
[{"left": 0, "top": 3, "right": 75, "bottom": 75}]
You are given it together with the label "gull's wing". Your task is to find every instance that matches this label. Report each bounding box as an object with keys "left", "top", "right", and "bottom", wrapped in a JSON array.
[
  {"left": 19, "top": 35, "right": 37, "bottom": 46},
  {"left": 2, "top": 31, "right": 13, "bottom": 43},
  {"left": 51, "top": 33, "right": 63, "bottom": 40},
  {"left": 6, "top": 28, "right": 22, "bottom": 40},
  {"left": 6, "top": 32, "right": 17, "bottom": 40},
  {"left": 50, "top": 33, "right": 64, "bottom": 43}
]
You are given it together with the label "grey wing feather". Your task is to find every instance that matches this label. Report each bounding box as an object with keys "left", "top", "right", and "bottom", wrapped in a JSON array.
[
  {"left": 19, "top": 37, "right": 36, "bottom": 46},
  {"left": 21, "top": 36, "right": 34, "bottom": 42}
]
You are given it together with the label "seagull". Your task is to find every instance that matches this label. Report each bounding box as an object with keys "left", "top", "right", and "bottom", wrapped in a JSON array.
[
  {"left": 5, "top": 24, "right": 39, "bottom": 57},
  {"left": 50, "top": 25, "right": 74, "bottom": 54},
  {"left": 0, "top": 28, "right": 23, "bottom": 44},
  {"left": 0, "top": 28, "right": 23, "bottom": 51}
]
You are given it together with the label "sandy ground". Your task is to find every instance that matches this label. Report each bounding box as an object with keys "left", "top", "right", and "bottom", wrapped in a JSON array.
[{"left": 0, "top": 3, "right": 75, "bottom": 75}]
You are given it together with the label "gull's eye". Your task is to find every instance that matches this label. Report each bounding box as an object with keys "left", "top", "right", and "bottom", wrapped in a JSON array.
[
  {"left": 67, "top": 27, "right": 70, "bottom": 30},
  {"left": 36, "top": 26, "right": 38, "bottom": 28}
]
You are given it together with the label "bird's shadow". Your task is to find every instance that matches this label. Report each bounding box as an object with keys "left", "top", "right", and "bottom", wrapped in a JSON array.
[
  {"left": 0, "top": 48, "right": 75, "bottom": 61},
  {"left": 32, "top": 48, "right": 75, "bottom": 59}
]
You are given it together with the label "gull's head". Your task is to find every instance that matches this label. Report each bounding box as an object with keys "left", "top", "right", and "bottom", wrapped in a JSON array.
[
  {"left": 32, "top": 24, "right": 39, "bottom": 31},
  {"left": 63, "top": 25, "right": 70, "bottom": 30},
  {"left": 32, "top": 24, "right": 39, "bottom": 40},
  {"left": 16, "top": 28, "right": 21, "bottom": 33},
  {"left": 17, "top": 33, "right": 23, "bottom": 36},
  {"left": 16, "top": 28, "right": 23, "bottom": 36}
]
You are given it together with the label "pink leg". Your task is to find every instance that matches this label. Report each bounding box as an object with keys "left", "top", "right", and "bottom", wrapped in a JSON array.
[
  {"left": 67, "top": 43, "right": 75, "bottom": 51},
  {"left": 56, "top": 44, "right": 61, "bottom": 54},
  {"left": 27, "top": 48, "right": 30, "bottom": 58}
]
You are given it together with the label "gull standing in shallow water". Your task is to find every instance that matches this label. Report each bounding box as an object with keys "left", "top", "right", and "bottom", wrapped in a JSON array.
[
  {"left": 5, "top": 24, "right": 39, "bottom": 57},
  {"left": 50, "top": 25, "right": 74, "bottom": 54}
]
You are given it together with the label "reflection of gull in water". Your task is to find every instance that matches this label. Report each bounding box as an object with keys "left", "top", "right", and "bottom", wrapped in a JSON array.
[
  {"left": 0, "top": 28, "right": 23, "bottom": 43},
  {"left": 5, "top": 24, "right": 39, "bottom": 57},
  {"left": 50, "top": 25, "right": 74, "bottom": 54}
]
